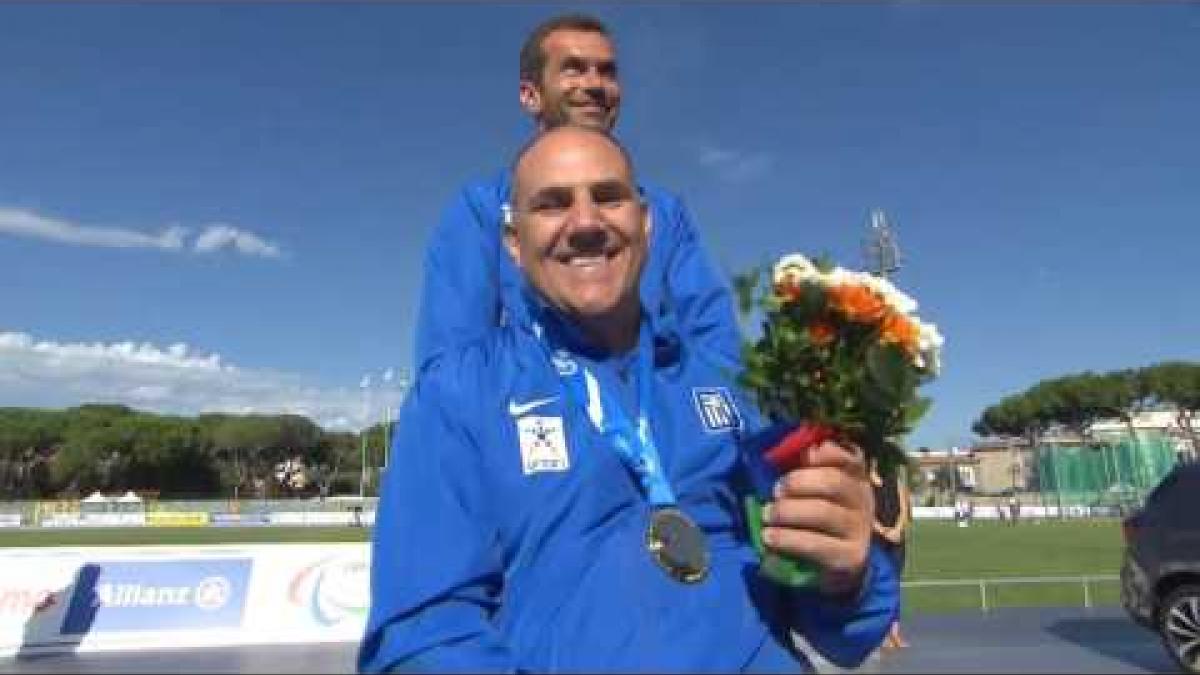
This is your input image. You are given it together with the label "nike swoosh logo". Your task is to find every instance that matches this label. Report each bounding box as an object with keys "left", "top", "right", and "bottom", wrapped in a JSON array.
[{"left": 508, "top": 396, "right": 559, "bottom": 417}]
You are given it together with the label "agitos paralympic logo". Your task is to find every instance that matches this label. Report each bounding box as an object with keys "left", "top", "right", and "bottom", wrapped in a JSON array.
[{"left": 287, "top": 555, "right": 369, "bottom": 627}]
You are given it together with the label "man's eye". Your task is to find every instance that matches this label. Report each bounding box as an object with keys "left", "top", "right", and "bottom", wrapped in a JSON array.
[
  {"left": 529, "top": 187, "right": 575, "bottom": 212},
  {"left": 592, "top": 185, "right": 630, "bottom": 206},
  {"left": 560, "top": 59, "right": 585, "bottom": 76},
  {"left": 532, "top": 198, "right": 570, "bottom": 212}
]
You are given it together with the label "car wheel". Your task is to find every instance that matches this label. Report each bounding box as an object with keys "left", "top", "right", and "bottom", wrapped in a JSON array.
[{"left": 1160, "top": 584, "right": 1200, "bottom": 674}]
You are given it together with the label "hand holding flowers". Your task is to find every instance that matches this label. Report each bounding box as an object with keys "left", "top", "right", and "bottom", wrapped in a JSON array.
[{"left": 736, "top": 253, "right": 943, "bottom": 587}]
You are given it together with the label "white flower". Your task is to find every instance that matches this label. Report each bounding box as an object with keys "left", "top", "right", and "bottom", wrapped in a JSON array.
[
  {"left": 885, "top": 288, "right": 919, "bottom": 315},
  {"left": 773, "top": 254, "right": 820, "bottom": 285},
  {"left": 857, "top": 274, "right": 916, "bottom": 314},
  {"left": 826, "top": 266, "right": 851, "bottom": 285},
  {"left": 825, "top": 269, "right": 920, "bottom": 315},
  {"left": 857, "top": 272, "right": 887, "bottom": 295},
  {"left": 918, "top": 320, "right": 944, "bottom": 351},
  {"left": 917, "top": 320, "right": 944, "bottom": 375},
  {"left": 923, "top": 349, "right": 942, "bottom": 376}
]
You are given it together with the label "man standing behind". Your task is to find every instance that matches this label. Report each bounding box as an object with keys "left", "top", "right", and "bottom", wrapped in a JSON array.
[
  {"left": 412, "top": 13, "right": 741, "bottom": 376},
  {"left": 359, "top": 126, "right": 898, "bottom": 673}
]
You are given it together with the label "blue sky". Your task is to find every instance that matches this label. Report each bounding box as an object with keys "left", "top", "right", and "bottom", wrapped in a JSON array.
[{"left": 1, "top": 3, "right": 1197, "bottom": 445}]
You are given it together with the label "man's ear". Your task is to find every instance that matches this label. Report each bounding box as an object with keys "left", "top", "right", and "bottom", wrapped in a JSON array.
[
  {"left": 519, "top": 79, "right": 543, "bottom": 117},
  {"left": 640, "top": 199, "right": 652, "bottom": 241}
]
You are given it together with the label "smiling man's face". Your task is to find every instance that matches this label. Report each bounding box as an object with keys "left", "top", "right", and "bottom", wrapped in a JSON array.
[
  {"left": 520, "top": 28, "right": 621, "bottom": 132},
  {"left": 506, "top": 127, "right": 648, "bottom": 339}
]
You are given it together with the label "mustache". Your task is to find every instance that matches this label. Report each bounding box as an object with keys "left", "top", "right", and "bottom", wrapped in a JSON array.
[{"left": 551, "top": 227, "right": 625, "bottom": 260}]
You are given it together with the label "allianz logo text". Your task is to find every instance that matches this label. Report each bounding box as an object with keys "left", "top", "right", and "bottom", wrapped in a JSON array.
[{"left": 94, "top": 576, "right": 231, "bottom": 611}]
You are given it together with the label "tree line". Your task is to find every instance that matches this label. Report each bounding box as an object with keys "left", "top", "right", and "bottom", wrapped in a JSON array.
[
  {"left": 0, "top": 403, "right": 393, "bottom": 500},
  {"left": 972, "top": 361, "right": 1200, "bottom": 453}
]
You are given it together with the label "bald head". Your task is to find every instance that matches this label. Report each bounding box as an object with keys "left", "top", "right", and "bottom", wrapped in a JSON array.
[
  {"left": 504, "top": 125, "right": 649, "bottom": 352},
  {"left": 511, "top": 126, "right": 636, "bottom": 207}
]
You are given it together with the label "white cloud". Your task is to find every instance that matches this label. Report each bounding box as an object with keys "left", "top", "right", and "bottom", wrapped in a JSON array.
[
  {"left": 695, "top": 143, "right": 774, "bottom": 183},
  {"left": 0, "top": 206, "right": 283, "bottom": 258},
  {"left": 193, "top": 224, "right": 282, "bottom": 258},
  {"left": 0, "top": 207, "right": 186, "bottom": 251},
  {"left": 0, "top": 330, "right": 403, "bottom": 431}
]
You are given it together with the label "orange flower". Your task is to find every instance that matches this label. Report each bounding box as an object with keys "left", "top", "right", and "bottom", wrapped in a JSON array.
[
  {"left": 827, "top": 284, "right": 886, "bottom": 324},
  {"left": 880, "top": 311, "right": 921, "bottom": 356},
  {"left": 808, "top": 321, "right": 836, "bottom": 346}
]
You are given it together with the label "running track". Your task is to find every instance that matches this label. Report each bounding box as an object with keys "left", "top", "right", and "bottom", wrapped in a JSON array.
[{"left": 0, "top": 607, "right": 1176, "bottom": 673}]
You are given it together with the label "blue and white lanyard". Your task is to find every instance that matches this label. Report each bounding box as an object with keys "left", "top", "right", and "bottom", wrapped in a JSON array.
[{"left": 534, "top": 323, "right": 678, "bottom": 508}]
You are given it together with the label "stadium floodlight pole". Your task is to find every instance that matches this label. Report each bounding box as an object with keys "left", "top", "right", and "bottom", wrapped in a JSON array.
[
  {"left": 359, "top": 373, "right": 372, "bottom": 500},
  {"left": 381, "top": 368, "right": 395, "bottom": 474},
  {"left": 862, "top": 208, "right": 901, "bottom": 280}
]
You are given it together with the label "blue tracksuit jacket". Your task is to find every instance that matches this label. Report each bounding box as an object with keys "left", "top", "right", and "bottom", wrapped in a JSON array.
[
  {"left": 361, "top": 291, "right": 899, "bottom": 673},
  {"left": 412, "top": 169, "right": 742, "bottom": 376}
]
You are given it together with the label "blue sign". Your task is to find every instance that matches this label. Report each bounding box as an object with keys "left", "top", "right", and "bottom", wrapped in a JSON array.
[{"left": 62, "top": 558, "right": 251, "bottom": 634}]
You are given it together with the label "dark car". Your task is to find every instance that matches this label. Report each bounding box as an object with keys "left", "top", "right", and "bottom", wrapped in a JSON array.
[{"left": 1120, "top": 461, "right": 1200, "bottom": 673}]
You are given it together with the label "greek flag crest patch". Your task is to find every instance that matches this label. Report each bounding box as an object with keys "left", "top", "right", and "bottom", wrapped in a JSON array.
[{"left": 691, "top": 387, "right": 742, "bottom": 433}]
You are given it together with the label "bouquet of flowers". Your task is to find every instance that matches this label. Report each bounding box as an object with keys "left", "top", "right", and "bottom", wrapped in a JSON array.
[{"left": 735, "top": 253, "right": 943, "bottom": 587}]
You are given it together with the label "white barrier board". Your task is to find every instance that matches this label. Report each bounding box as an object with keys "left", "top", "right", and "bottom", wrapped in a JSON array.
[{"left": 0, "top": 543, "right": 369, "bottom": 658}]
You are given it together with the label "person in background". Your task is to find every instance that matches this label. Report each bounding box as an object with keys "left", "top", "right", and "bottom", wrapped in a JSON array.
[
  {"left": 871, "top": 460, "right": 911, "bottom": 651},
  {"left": 359, "top": 126, "right": 898, "bottom": 673},
  {"left": 412, "top": 13, "right": 741, "bottom": 379}
]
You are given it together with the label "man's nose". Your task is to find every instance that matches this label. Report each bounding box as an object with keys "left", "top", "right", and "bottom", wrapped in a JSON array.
[
  {"left": 579, "top": 69, "right": 610, "bottom": 97},
  {"left": 564, "top": 194, "right": 608, "bottom": 250},
  {"left": 566, "top": 192, "right": 603, "bottom": 227}
]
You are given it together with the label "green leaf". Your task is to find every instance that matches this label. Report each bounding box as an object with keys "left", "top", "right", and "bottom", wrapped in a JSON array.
[
  {"left": 904, "top": 396, "right": 933, "bottom": 428},
  {"left": 867, "top": 344, "right": 916, "bottom": 399},
  {"left": 732, "top": 267, "right": 762, "bottom": 320}
]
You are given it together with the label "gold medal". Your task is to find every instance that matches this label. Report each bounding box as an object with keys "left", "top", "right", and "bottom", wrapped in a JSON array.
[{"left": 646, "top": 508, "right": 710, "bottom": 584}]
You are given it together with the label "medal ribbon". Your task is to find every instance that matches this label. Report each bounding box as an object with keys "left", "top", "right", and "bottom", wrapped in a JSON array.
[{"left": 533, "top": 321, "right": 678, "bottom": 508}]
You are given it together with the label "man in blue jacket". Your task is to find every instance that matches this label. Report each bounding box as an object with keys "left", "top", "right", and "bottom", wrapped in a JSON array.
[
  {"left": 413, "top": 13, "right": 741, "bottom": 376},
  {"left": 360, "top": 126, "right": 898, "bottom": 673}
]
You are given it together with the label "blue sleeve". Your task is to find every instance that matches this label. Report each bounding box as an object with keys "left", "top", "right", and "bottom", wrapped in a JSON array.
[
  {"left": 412, "top": 179, "right": 504, "bottom": 376},
  {"left": 357, "top": 358, "right": 519, "bottom": 673},
  {"left": 733, "top": 421, "right": 900, "bottom": 667},
  {"left": 785, "top": 542, "right": 900, "bottom": 668},
  {"left": 647, "top": 188, "right": 743, "bottom": 371}
]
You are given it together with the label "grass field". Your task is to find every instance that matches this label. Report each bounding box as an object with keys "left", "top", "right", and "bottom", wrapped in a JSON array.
[
  {"left": 902, "top": 518, "right": 1124, "bottom": 613},
  {"left": 0, "top": 518, "right": 1125, "bottom": 614}
]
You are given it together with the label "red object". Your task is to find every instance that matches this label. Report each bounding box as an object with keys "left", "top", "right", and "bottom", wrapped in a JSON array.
[{"left": 764, "top": 423, "right": 836, "bottom": 471}]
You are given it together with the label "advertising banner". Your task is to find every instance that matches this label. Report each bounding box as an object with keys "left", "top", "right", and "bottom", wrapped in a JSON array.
[
  {"left": 0, "top": 553, "right": 84, "bottom": 654},
  {"left": 242, "top": 544, "right": 370, "bottom": 643},
  {"left": 210, "top": 513, "right": 271, "bottom": 527},
  {"left": 80, "top": 513, "right": 145, "bottom": 527},
  {"left": 61, "top": 558, "right": 251, "bottom": 634},
  {"left": 267, "top": 512, "right": 360, "bottom": 526},
  {"left": 0, "top": 544, "right": 369, "bottom": 657},
  {"left": 145, "top": 512, "right": 210, "bottom": 527}
]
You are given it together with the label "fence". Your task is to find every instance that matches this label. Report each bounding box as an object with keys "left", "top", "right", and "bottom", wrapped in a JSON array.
[
  {"left": 902, "top": 575, "right": 1120, "bottom": 612},
  {"left": 0, "top": 498, "right": 379, "bottom": 528},
  {"left": 1037, "top": 435, "right": 1178, "bottom": 508}
]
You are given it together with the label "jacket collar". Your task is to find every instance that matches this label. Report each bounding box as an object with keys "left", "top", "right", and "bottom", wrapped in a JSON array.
[{"left": 511, "top": 280, "right": 682, "bottom": 371}]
